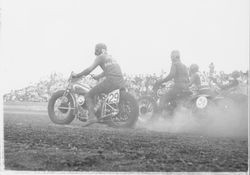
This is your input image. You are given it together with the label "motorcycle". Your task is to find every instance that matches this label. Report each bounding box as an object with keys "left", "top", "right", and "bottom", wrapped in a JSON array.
[
  {"left": 209, "top": 80, "right": 248, "bottom": 112},
  {"left": 48, "top": 72, "right": 139, "bottom": 128},
  {"left": 138, "top": 81, "right": 220, "bottom": 122},
  {"left": 137, "top": 81, "right": 173, "bottom": 121}
]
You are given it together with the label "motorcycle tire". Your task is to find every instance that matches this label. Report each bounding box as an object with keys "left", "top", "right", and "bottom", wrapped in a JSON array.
[
  {"left": 106, "top": 92, "right": 139, "bottom": 128},
  {"left": 191, "top": 97, "right": 215, "bottom": 118},
  {"left": 138, "top": 96, "right": 157, "bottom": 122},
  {"left": 48, "top": 90, "right": 75, "bottom": 125}
]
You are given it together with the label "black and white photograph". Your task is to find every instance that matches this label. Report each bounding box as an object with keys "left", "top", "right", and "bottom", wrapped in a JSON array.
[{"left": 1, "top": 0, "right": 249, "bottom": 174}]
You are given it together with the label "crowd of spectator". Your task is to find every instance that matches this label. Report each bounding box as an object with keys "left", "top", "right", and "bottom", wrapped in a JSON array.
[
  {"left": 124, "top": 70, "right": 248, "bottom": 99},
  {"left": 3, "top": 63, "right": 248, "bottom": 102}
]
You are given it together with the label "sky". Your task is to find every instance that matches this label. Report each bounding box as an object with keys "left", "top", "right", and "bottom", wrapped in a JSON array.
[{"left": 0, "top": 0, "right": 249, "bottom": 93}]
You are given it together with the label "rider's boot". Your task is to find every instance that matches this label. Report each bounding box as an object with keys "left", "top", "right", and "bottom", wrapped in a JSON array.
[{"left": 82, "top": 97, "right": 98, "bottom": 126}]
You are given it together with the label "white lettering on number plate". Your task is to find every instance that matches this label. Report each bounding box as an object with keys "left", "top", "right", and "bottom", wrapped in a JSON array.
[{"left": 107, "top": 89, "right": 120, "bottom": 104}]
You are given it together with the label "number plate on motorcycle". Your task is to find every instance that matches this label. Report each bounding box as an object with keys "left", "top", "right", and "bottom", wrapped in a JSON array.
[
  {"left": 107, "top": 89, "right": 120, "bottom": 104},
  {"left": 196, "top": 96, "right": 208, "bottom": 109}
]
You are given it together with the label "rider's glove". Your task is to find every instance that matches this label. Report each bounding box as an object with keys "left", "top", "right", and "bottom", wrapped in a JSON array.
[
  {"left": 90, "top": 74, "right": 99, "bottom": 81},
  {"left": 72, "top": 73, "right": 79, "bottom": 79},
  {"left": 153, "top": 80, "right": 162, "bottom": 90}
]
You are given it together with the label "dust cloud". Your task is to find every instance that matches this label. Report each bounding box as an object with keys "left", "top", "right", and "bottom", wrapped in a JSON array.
[{"left": 137, "top": 98, "right": 248, "bottom": 138}]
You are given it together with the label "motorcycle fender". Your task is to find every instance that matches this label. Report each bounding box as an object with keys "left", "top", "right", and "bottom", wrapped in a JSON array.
[{"left": 192, "top": 94, "right": 212, "bottom": 100}]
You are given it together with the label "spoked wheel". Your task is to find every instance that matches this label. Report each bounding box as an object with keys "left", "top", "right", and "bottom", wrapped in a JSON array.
[
  {"left": 106, "top": 92, "right": 139, "bottom": 128},
  {"left": 138, "top": 96, "right": 157, "bottom": 122},
  {"left": 48, "top": 90, "right": 75, "bottom": 124},
  {"left": 191, "top": 96, "right": 215, "bottom": 119}
]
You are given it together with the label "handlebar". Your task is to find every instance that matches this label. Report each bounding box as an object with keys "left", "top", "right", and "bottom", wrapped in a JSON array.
[
  {"left": 89, "top": 74, "right": 95, "bottom": 79},
  {"left": 68, "top": 72, "right": 96, "bottom": 83},
  {"left": 68, "top": 71, "right": 79, "bottom": 83}
]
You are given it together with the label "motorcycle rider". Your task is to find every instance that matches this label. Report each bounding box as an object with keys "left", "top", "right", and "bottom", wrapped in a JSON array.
[
  {"left": 72, "top": 43, "right": 125, "bottom": 126},
  {"left": 154, "top": 50, "right": 189, "bottom": 113},
  {"left": 209, "top": 62, "right": 215, "bottom": 76},
  {"left": 214, "top": 70, "right": 240, "bottom": 91},
  {"left": 188, "top": 64, "right": 201, "bottom": 90}
]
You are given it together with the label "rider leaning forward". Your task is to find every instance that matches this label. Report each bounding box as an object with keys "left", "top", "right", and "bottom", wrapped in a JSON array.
[{"left": 72, "top": 43, "right": 125, "bottom": 126}]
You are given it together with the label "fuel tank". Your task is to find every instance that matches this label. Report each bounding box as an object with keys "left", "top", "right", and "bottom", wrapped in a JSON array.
[{"left": 72, "top": 83, "right": 91, "bottom": 95}]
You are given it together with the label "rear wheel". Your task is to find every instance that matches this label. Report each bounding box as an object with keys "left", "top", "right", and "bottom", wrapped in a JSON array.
[
  {"left": 106, "top": 92, "right": 139, "bottom": 128},
  {"left": 48, "top": 90, "right": 75, "bottom": 124}
]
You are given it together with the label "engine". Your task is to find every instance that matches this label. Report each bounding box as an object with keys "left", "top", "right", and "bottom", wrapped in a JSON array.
[{"left": 77, "top": 95, "right": 85, "bottom": 106}]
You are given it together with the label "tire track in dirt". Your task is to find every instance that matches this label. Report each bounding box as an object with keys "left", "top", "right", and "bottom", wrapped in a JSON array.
[
  {"left": 3, "top": 104, "right": 248, "bottom": 171},
  {"left": 4, "top": 110, "right": 47, "bottom": 116}
]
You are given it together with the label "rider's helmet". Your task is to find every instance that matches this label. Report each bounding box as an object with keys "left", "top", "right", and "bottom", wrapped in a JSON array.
[
  {"left": 189, "top": 64, "right": 199, "bottom": 74},
  {"left": 171, "top": 50, "right": 180, "bottom": 62},
  {"left": 95, "top": 43, "right": 107, "bottom": 56},
  {"left": 231, "top": 70, "right": 240, "bottom": 79}
]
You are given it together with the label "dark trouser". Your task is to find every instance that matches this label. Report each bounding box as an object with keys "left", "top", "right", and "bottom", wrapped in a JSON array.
[
  {"left": 85, "top": 78, "right": 121, "bottom": 118},
  {"left": 158, "top": 84, "right": 187, "bottom": 112}
]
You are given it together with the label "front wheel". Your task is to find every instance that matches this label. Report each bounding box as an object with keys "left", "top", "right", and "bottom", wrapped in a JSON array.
[
  {"left": 106, "top": 92, "right": 139, "bottom": 128},
  {"left": 48, "top": 90, "right": 75, "bottom": 125},
  {"left": 138, "top": 96, "right": 157, "bottom": 122},
  {"left": 191, "top": 95, "right": 217, "bottom": 120}
]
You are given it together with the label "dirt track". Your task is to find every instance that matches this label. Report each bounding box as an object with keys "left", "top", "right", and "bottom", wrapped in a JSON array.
[{"left": 3, "top": 102, "right": 248, "bottom": 172}]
